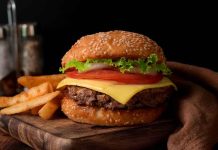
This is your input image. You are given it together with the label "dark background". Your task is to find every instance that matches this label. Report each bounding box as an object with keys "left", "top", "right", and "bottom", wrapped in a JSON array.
[{"left": 0, "top": 0, "right": 217, "bottom": 74}]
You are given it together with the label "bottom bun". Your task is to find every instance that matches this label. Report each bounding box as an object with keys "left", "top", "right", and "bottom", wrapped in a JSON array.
[{"left": 61, "top": 97, "right": 165, "bottom": 126}]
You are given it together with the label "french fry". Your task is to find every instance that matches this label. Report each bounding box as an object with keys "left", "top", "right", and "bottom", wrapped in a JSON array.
[
  {"left": 19, "top": 110, "right": 31, "bottom": 115},
  {"left": 17, "top": 74, "right": 66, "bottom": 89},
  {"left": 0, "top": 91, "right": 60, "bottom": 115},
  {"left": 0, "top": 97, "right": 13, "bottom": 108},
  {"left": 31, "top": 105, "right": 43, "bottom": 115},
  {"left": 38, "top": 95, "right": 61, "bottom": 120},
  {"left": 0, "top": 82, "right": 53, "bottom": 108}
]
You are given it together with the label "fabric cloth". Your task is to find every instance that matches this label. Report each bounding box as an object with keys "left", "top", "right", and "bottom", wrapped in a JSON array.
[{"left": 167, "top": 61, "right": 218, "bottom": 150}]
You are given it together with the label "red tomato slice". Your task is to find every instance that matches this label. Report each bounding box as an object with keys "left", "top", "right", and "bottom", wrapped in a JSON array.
[{"left": 66, "top": 70, "right": 163, "bottom": 84}]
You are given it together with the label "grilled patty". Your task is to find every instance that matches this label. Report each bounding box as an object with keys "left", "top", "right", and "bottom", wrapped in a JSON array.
[{"left": 65, "top": 86, "right": 174, "bottom": 110}]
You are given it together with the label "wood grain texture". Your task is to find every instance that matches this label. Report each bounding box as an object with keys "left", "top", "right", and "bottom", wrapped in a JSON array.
[
  {"left": 0, "top": 114, "right": 176, "bottom": 150},
  {"left": 0, "top": 129, "right": 31, "bottom": 150}
]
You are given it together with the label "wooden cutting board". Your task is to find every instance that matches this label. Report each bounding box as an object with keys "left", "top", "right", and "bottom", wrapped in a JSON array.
[{"left": 0, "top": 114, "right": 175, "bottom": 150}]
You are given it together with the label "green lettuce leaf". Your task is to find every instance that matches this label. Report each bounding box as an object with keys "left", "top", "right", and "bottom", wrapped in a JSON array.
[
  {"left": 59, "top": 59, "right": 91, "bottom": 73},
  {"left": 59, "top": 53, "right": 172, "bottom": 75}
]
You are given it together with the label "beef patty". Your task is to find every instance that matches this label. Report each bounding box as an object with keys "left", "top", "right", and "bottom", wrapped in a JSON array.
[{"left": 65, "top": 86, "right": 174, "bottom": 110}]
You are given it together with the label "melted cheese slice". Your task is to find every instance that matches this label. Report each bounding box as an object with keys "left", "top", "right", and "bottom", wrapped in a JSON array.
[{"left": 57, "top": 77, "right": 176, "bottom": 105}]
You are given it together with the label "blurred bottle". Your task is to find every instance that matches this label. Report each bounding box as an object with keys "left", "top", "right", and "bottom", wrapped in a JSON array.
[
  {"left": 18, "top": 23, "right": 43, "bottom": 75},
  {"left": 0, "top": 25, "right": 17, "bottom": 96}
]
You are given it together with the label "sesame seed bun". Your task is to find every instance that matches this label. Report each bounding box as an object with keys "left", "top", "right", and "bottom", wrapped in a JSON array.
[
  {"left": 62, "top": 30, "right": 165, "bottom": 65},
  {"left": 61, "top": 97, "right": 165, "bottom": 126}
]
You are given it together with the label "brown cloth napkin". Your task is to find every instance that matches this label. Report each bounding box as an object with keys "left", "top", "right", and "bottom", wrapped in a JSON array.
[{"left": 167, "top": 61, "right": 218, "bottom": 150}]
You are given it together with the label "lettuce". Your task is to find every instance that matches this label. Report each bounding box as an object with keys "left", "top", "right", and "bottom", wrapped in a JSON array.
[
  {"left": 59, "top": 53, "right": 172, "bottom": 75},
  {"left": 59, "top": 59, "right": 91, "bottom": 73}
]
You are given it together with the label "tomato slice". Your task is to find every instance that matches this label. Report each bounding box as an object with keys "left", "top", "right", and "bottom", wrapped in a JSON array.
[{"left": 66, "top": 70, "right": 163, "bottom": 84}]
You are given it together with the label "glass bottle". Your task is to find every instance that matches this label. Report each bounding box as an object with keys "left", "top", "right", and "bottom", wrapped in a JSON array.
[
  {"left": 18, "top": 23, "right": 43, "bottom": 75},
  {"left": 0, "top": 25, "right": 17, "bottom": 96}
]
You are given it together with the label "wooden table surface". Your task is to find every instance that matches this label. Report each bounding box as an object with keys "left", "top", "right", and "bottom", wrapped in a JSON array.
[
  {"left": 0, "top": 130, "right": 31, "bottom": 150},
  {"left": 0, "top": 129, "right": 168, "bottom": 150},
  {"left": 0, "top": 114, "right": 174, "bottom": 150}
]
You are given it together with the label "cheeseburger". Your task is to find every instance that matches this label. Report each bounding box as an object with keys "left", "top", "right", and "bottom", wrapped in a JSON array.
[{"left": 57, "top": 30, "right": 176, "bottom": 126}]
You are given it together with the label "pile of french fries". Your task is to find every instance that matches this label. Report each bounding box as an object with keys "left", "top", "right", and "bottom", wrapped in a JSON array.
[{"left": 0, "top": 74, "right": 66, "bottom": 120}]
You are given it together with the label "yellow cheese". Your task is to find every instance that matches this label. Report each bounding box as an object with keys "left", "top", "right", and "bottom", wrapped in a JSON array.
[{"left": 57, "top": 77, "right": 176, "bottom": 105}]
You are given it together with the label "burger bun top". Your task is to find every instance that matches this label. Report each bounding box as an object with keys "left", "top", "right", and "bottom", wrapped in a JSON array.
[{"left": 62, "top": 30, "right": 165, "bottom": 65}]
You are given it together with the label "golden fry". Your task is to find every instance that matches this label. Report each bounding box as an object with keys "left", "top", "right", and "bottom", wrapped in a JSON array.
[
  {"left": 38, "top": 95, "right": 61, "bottom": 120},
  {"left": 0, "top": 91, "right": 60, "bottom": 115},
  {"left": 0, "top": 97, "right": 13, "bottom": 108},
  {"left": 19, "top": 110, "right": 31, "bottom": 115},
  {"left": 18, "top": 74, "right": 66, "bottom": 89},
  {"left": 0, "top": 82, "right": 53, "bottom": 108},
  {"left": 31, "top": 105, "right": 43, "bottom": 115}
]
